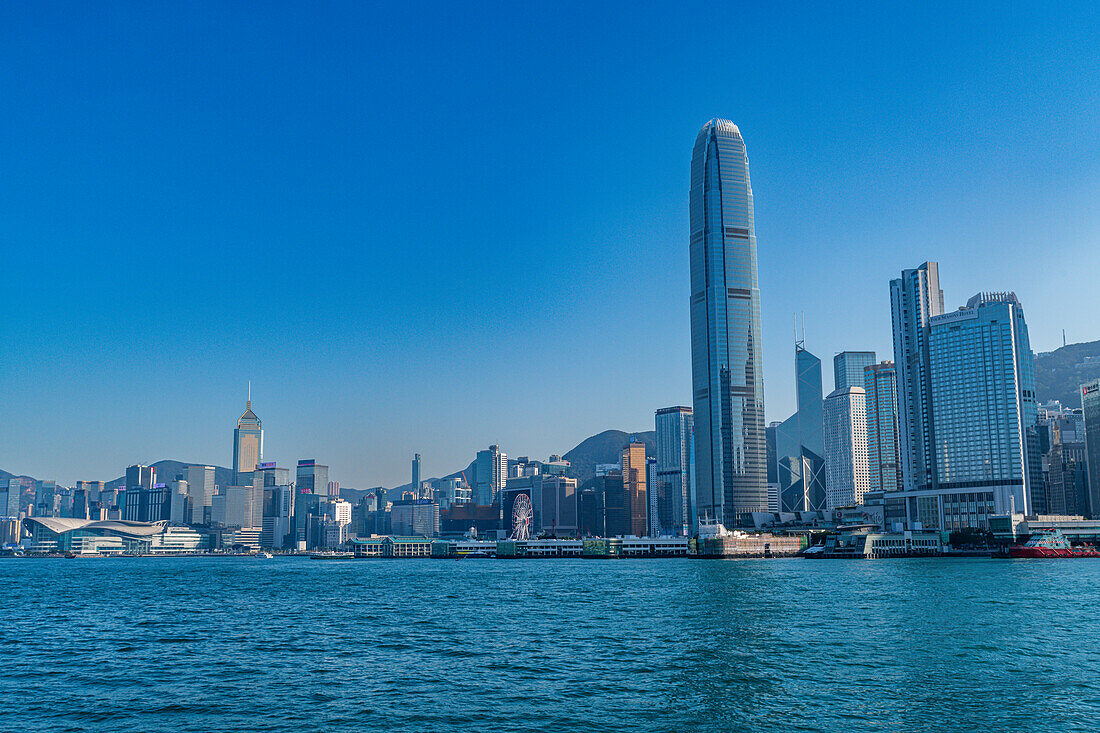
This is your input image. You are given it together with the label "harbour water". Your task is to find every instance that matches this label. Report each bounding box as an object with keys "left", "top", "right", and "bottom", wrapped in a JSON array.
[{"left": 4, "top": 556, "right": 1100, "bottom": 732}]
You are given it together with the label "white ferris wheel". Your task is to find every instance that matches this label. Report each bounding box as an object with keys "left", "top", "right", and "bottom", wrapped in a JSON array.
[{"left": 511, "top": 493, "right": 533, "bottom": 541}]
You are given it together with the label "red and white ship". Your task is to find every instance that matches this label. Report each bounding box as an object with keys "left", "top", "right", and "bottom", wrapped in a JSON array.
[{"left": 1010, "top": 529, "right": 1100, "bottom": 558}]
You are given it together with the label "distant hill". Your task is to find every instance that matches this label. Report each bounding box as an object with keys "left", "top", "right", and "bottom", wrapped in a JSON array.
[
  {"left": 3, "top": 429, "right": 657, "bottom": 494},
  {"left": 563, "top": 429, "right": 656, "bottom": 484},
  {"left": 1034, "top": 339, "right": 1100, "bottom": 408}
]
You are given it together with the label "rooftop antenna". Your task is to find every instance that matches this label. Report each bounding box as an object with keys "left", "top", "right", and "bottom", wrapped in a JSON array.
[{"left": 247, "top": 380, "right": 252, "bottom": 409}]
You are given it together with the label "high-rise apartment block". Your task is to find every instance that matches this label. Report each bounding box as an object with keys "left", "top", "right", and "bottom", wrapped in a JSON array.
[{"left": 689, "top": 118, "right": 768, "bottom": 526}]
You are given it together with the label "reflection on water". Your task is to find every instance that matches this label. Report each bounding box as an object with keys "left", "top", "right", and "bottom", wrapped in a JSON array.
[{"left": 2, "top": 557, "right": 1097, "bottom": 732}]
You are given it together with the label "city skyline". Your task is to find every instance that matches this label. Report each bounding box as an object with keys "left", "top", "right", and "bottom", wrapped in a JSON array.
[{"left": 2, "top": 2, "right": 1099, "bottom": 489}]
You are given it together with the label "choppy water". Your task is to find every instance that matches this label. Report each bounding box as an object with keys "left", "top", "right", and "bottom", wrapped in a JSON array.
[{"left": 3, "top": 556, "right": 1100, "bottom": 732}]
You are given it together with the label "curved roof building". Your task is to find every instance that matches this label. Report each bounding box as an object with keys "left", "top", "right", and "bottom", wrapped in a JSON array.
[
  {"left": 689, "top": 119, "right": 768, "bottom": 526},
  {"left": 21, "top": 517, "right": 202, "bottom": 554}
]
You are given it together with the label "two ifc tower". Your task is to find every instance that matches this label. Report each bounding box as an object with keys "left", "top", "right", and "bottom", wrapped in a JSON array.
[
  {"left": 229, "top": 119, "right": 770, "bottom": 525},
  {"left": 689, "top": 119, "right": 768, "bottom": 525}
]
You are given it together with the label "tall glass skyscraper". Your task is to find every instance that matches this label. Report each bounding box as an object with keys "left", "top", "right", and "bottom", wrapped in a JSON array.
[
  {"left": 689, "top": 119, "right": 767, "bottom": 525},
  {"left": 1081, "top": 379, "right": 1100, "bottom": 518},
  {"left": 655, "top": 406, "right": 694, "bottom": 536},
  {"left": 833, "top": 351, "right": 876, "bottom": 391},
  {"left": 864, "top": 361, "right": 902, "bottom": 494},
  {"left": 775, "top": 343, "right": 827, "bottom": 512},
  {"left": 927, "top": 292, "right": 1041, "bottom": 520},
  {"left": 890, "top": 262, "right": 944, "bottom": 492}
]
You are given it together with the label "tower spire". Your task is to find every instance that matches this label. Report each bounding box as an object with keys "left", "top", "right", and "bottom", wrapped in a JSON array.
[{"left": 247, "top": 380, "right": 251, "bottom": 410}]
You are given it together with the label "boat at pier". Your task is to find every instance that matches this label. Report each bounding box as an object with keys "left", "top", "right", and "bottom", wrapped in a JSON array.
[{"left": 1010, "top": 529, "right": 1100, "bottom": 558}]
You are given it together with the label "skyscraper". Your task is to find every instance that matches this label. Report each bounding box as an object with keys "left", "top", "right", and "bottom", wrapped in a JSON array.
[
  {"left": 296, "top": 460, "right": 329, "bottom": 495},
  {"left": 475, "top": 445, "right": 507, "bottom": 505},
  {"left": 775, "top": 343, "right": 827, "bottom": 512},
  {"left": 233, "top": 394, "right": 262, "bottom": 487},
  {"left": 864, "top": 362, "right": 902, "bottom": 494},
  {"left": 824, "top": 386, "right": 869, "bottom": 510},
  {"left": 890, "top": 262, "right": 945, "bottom": 493},
  {"left": 622, "top": 439, "right": 648, "bottom": 536},
  {"left": 833, "top": 351, "right": 876, "bottom": 391},
  {"left": 655, "top": 406, "right": 694, "bottom": 536},
  {"left": 689, "top": 118, "right": 767, "bottom": 526},
  {"left": 925, "top": 292, "right": 1041, "bottom": 524},
  {"left": 186, "top": 465, "right": 215, "bottom": 525},
  {"left": 412, "top": 453, "right": 421, "bottom": 493},
  {"left": 1083, "top": 380, "right": 1100, "bottom": 518}
]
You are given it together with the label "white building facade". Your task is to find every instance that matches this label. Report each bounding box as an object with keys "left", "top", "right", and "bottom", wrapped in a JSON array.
[{"left": 824, "top": 386, "right": 869, "bottom": 510}]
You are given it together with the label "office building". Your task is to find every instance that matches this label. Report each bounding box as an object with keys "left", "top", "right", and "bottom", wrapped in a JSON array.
[
  {"left": 654, "top": 406, "right": 694, "bottom": 537},
  {"left": 1046, "top": 441, "right": 1089, "bottom": 517},
  {"left": 435, "top": 477, "right": 471, "bottom": 510},
  {"left": 890, "top": 286, "right": 1040, "bottom": 530},
  {"left": 824, "top": 386, "right": 869, "bottom": 510},
  {"left": 925, "top": 292, "right": 1041, "bottom": 525},
  {"left": 3, "top": 479, "right": 20, "bottom": 517},
  {"left": 834, "top": 351, "right": 876, "bottom": 391},
  {"left": 622, "top": 439, "right": 648, "bottom": 536},
  {"left": 646, "top": 458, "right": 659, "bottom": 537},
  {"left": 578, "top": 487, "right": 603, "bottom": 537},
  {"left": 5, "top": 477, "right": 33, "bottom": 518},
  {"left": 775, "top": 343, "right": 827, "bottom": 513},
  {"left": 255, "top": 463, "right": 291, "bottom": 487},
  {"left": 213, "top": 481, "right": 263, "bottom": 529},
  {"left": 390, "top": 499, "right": 439, "bottom": 537},
  {"left": 296, "top": 460, "right": 329, "bottom": 495},
  {"left": 167, "top": 478, "right": 191, "bottom": 525},
  {"left": 864, "top": 362, "right": 903, "bottom": 494},
  {"left": 120, "top": 467, "right": 155, "bottom": 522},
  {"left": 232, "top": 395, "right": 262, "bottom": 486},
  {"left": 34, "top": 480, "right": 58, "bottom": 517},
  {"left": 1083, "top": 380, "right": 1100, "bottom": 517},
  {"left": 475, "top": 445, "right": 507, "bottom": 505},
  {"left": 186, "top": 465, "right": 215, "bottom": 525},
  {"left": 412, "top": 454, "right": 421, "bottom": 494},
  {"left": 537, "top": 475, "right": 578, "bottom": 537},
  {"left": 76, "top": 481, "right": 105, "bottom": 502},
  {"left": 599, "top": 471, "right": 629, "bottom": 537},
  {"left": 261, "top": 484, "right": 294, "bottom": 549},
  {"left": 890, "top": 261, "right": 945, "bottom": 493},
  {"left": 689, "top": 118, "right": 768, "bottom": 526}
]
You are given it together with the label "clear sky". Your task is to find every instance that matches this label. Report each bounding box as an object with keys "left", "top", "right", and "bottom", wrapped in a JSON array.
[{"left": 2, "top": 1, "right": 1098, "bottom": 488}]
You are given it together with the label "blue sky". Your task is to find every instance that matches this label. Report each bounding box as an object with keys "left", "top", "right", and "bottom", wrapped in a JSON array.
[{"left": 2, "top": 1, "right": 1098, "bottom": 488}]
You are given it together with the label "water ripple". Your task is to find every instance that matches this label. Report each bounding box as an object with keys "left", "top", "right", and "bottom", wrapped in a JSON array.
[{"left": 3, "top": 557, "right": 1100, "bottom": 731}]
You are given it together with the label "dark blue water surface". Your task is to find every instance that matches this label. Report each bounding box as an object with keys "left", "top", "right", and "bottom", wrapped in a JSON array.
[{"left": 3, "top": 556, "right": 1100, "bottom": 732}]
